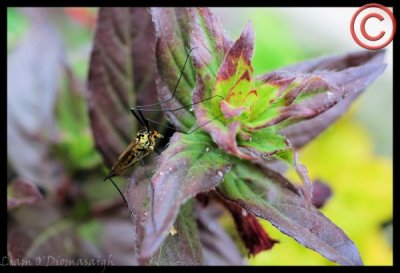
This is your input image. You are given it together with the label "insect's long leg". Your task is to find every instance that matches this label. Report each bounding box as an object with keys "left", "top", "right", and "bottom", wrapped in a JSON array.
[
  {"left": 133, "top": 95, "right": 224, "bottom": 113},
  {"left": 139, "top": 157, "right": 156, "bottom": 231},
  {"left": 129, "top": 45, "right": 225, "bottom": 136},
  {"left": 104, "top": 176, "right": 128, "bottom": 205},
  {"left": 186, "top": 113, "right": 225, "bottom": 134},
  {"left": 135, "top": 47, "right": 197, "bottom": 110},
  {"left": 137, "top": 107, "right": 225, "bottom": 136},
  {"left": 131, "top": 93, "right": 225, "bottom": 136}
]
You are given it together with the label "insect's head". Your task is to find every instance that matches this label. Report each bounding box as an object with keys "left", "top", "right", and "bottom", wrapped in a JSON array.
[
  {"left": 136, "top": 129, "right": 150, "bottom": 146},
  {"left": 136, "top": 129, "right": 163, "bottom": 149}
]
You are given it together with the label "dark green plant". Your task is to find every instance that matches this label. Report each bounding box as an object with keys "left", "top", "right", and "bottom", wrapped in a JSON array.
[{"left": 87, "top": 8, "right": 385, "bottom": 265}]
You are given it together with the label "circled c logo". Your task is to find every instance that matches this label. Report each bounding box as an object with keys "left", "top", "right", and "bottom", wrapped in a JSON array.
[{"left": 350, "top": 4, "right": 396, "bottom": 50}]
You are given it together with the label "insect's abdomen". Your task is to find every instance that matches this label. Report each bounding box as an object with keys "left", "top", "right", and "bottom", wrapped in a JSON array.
[{"left": 120, "top": 148, "right": 145, "bottom": 168}]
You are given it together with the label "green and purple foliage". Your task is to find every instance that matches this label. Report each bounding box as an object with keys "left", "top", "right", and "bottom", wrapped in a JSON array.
[
  {"left": 87, "top": 8, "right": 385, "bottom": 265},
  {"left": 7, "top": 7, "right": 386, "bottom": 266}
]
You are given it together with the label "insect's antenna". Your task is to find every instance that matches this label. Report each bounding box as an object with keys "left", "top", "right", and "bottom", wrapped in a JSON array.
[
  {"left": 143, "top": 117, "right": 177, "bottom": 131},
  {"left": 136, "top": 47, "right": 197, "bottom": 110},
  {"left": 136, "top": 94, "right": 224, "bottom": 112},
  {"left": 134, "top": 97, "right": 226, "bottom": 135},
  {"left": 138, "top": 109, "right": 150, "bottom": 131},
  {"left": 103, "top": 175, "right": 128, "bottom": 205},
  {"left": 130, "top": 108, "right": 145, "bottom": 127},
  {"left": 145, "top": 115, "right": 222, "bottom": 135}
]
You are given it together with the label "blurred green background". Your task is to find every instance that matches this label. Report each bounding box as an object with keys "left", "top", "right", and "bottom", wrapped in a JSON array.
[{"left": 7, "top": 8, "right": 392, "bottom": 265}]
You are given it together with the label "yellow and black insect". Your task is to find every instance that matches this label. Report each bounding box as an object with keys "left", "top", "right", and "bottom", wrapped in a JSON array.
[
  {"left": 103, "top": 47, "right": 195, "bottom": 205},
  {"left": 103, "top": 109, "right": 163, "bottom": 205},
  {"left": 103, "top": 47, "right": 222, "bottom": 209}
]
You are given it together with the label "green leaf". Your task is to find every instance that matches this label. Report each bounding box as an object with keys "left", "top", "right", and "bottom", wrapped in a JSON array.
[
  {"left": 7, "top": 8, "right": 29, "bottom": 52},
  {"left": 77, "top": 220, "right": 102, "bottom": 248},
  {"left": 54, "top": 72, "right": 101, "bottom": 172},
  {"left": 238, "top": 127, "right": 293, "bottom": 164},
  {"left": 193, "top": 77, "right": 257, "bottom": 161},
  {"left": 218, "top": 160, "right": 363, "bottom": 265},
  {"left": 213, "top": 21, "right": 254, "bottom": 122},
  {"left": 246, "top": 73, "right": 334, "bottom": 130},
  {"left": 151, "top": 8, "right": 197, "bottom": 131}
]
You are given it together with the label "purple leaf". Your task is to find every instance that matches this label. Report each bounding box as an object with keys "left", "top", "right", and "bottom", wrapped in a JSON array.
[
  {"left": 137, "top": 131, "right": 231, "bottom": 258},
  {"left": 151, "top": 7, "right": 233, "bottom": 131},
  {"left": 147, "top": 201, "right": 204, "bottom": 265},
  {"left": 87, "top": 8, "right": 158, "bottom": 168},
  {"left": 249, "top": 72, "right": 347, "bottom": 130},
  {"left": 151, "top": 8, "right": 197, "bottom": 131},
  {"left": 220, "top": 100, "right": 247, "bottom": 119},
  {"left": 95, "top": 209, "right": 137, "bottom": 265},
  {"left": 189, "top": 8, "right": 232, "bottom": 90},
  {"left": 218, "top": 160, "right": 363, "bottom": 265},
  {"left": 261, "top": 159, "right": 289, "bottom": 175},
  {"left": 276, "top": 50, "right": 386, "bottom": 148},
  {"left": 219, "top": 195, "right": 279, "bottom": 256},
  {"left": 196, "top": 201, "right": 246, "bottom": 265},
  {"left": 7, "top": 178, "right": 43, "bottom": 210},
  {"left": 125, "top": 165, "right": 152, "bottom": 264},
  {"left": 7, "top": 199, "right": 88, "bottom": 265},
  {"left": 7, "top": 8, "right": 65, "bottom": 192},
  {"left": 214, "top": 21, "right": 253, "bottom": 84},
  {"left": 8, "top": 196, "right": 135, "bottom": 265},
  {"left": 311, "top": 180, "right": 333, "bottom": 209},
  {"left": 127, "top": 167, "right": 204, "bottom": 265}
]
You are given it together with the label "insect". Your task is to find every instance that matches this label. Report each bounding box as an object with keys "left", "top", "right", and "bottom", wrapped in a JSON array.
[
  {"left": 103, "top": 48, "right": 224, "bottom": 230},
  {"left": 103, "top": 109, "right": 163, "bottom": 205},
  {"left": 103, "top": 48, "right": 195, "bottom": 205}
]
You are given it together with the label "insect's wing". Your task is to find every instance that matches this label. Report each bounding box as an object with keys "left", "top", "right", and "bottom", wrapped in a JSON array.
[
  {"left": 116, "top": 141, "right": 137, "bottom": 162},
  {"left": 113, "top": 150, "right": 151, "bottom": 176},
  {"left": 108, "top": 141, "right": 139, "bottom": 177}
]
